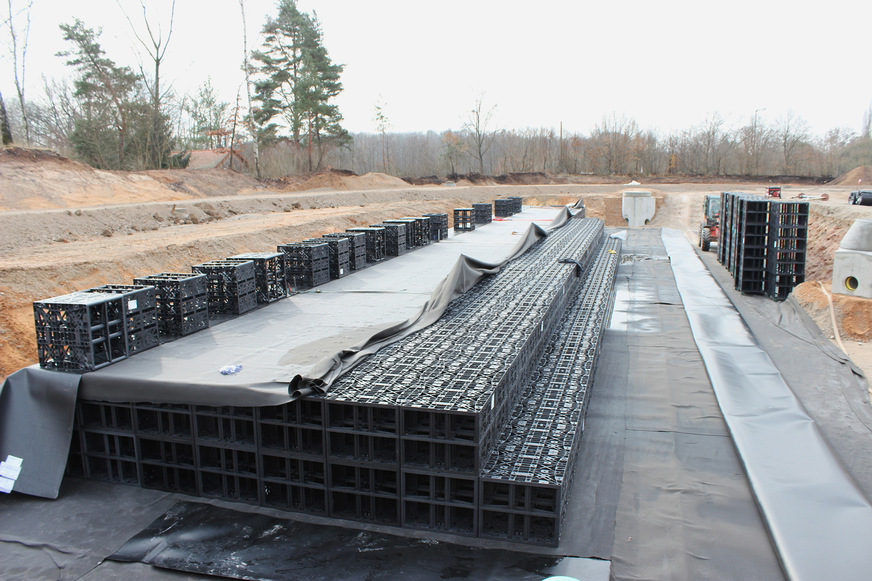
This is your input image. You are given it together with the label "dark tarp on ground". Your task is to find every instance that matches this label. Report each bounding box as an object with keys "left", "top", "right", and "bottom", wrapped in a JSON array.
[
  {"left": 0, "top": 367, "right": 79, "bottom": 499},
  {"left": 110, "top": 501, "right": 609, "bottom": 581},
  {"left": 663, "top": 228, "right": 872, "bottom": 581}
]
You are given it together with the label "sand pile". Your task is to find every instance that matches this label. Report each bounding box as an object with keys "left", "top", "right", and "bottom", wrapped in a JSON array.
[
  {"left": 830, "top": 166, "right": 872, "bottom": 187},
  {"left": 792, "top": 281, "right": 872, "bottom": 341}
]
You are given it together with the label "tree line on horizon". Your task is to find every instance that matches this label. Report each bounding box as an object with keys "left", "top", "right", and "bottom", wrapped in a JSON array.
[{"left": 2, "top": 0, "right": 871, "bottom": 180}]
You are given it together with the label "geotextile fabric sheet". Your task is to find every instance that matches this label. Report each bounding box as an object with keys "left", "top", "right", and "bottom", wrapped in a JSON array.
[{"left": 662, "top": 228, "right": 872, "bottom": 581}]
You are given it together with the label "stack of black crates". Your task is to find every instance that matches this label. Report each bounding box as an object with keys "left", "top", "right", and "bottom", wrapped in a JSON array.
[
  {"left": 82, "top": 285, "right": 159, "bottom": 354},
  {"left": 33, "top": 283, "right": 161, "bottom": 372},
  {"left": 766, "top": 201, "right": 809, "bottom": 299},
  {"left": 324, "top": 232, "right": 367, "bottom": 272},
  {"left": 227, "top": 252, "right": 287, "bottom": 304},
  {"left": 133, "top": 273, "right": 209, "bottom": 338},
  {"left": 346, "top": 227, "right": 387, "bottom": 263},
  {"left": 494, "top": 199, "right": 514, "bottom": 217},
  {"left": 508, "top": 196, "right": 523, "bottom": 214},
  {"left": 717, "top": 192, "right": 808, "bottom": 300},
  {"left": 472, "top": 203, "right": 493, "bottom": 225},
  {"left": 34, "top": 290, "right": 135, "bottom": 372},
  {"left": 192, "top": 260, "right": 257, "bottom": 315},
  {"left": 278, "top": 241, "right": 331, "bottom": 290},
  {"left": 423, "top": 213, "right": 449, "bottom": 241},
  {"left": 305, "top": 237, "right": 351, "bottom": 280},
  {"left": 405, "top": 216, "right": 432, "bottom": 247},
  {"left": 373, "top": 222, "right": 408, "bottom": 256},
  {"left": 453, "top": 208, "right": 475, "bottom": 232}
]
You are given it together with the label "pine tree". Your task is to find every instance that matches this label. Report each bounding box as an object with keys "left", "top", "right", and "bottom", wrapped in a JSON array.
[
  {"left": 252, "top": 0, "right": 348, "bottom": 171},
  {"left": 59, "top": 19, "right": 139, "bottom": 169}
]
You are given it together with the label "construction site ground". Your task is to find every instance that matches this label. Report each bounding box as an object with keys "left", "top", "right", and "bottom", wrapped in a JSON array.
[
  {"left": 0, "top": 148, "right": 869, "bottom": 385},
  {"left": 2, "top": 149, "right": 872, "bottom": 580}
]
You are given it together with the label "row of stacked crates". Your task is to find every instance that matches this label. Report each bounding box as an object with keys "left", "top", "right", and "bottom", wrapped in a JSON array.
[
  {"left": 717, "top": 192, "right": 808, "bottom": 300},
  {"left": 35, "top": 215, "right": 449, "bottom": 372}
]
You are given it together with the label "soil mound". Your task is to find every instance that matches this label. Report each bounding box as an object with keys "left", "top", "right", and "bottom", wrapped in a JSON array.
[
  {"left": 0, "top": 147, "right": 264, "bottom": 211},
  {"left": 279, "top": 170, "right": 409, "bottom": 192},
  {"left": 792, "top": 281, "right": 872, "bottom": 341},
  {"left": 830, "top": 166, "right": 872, "bottom": 186}
]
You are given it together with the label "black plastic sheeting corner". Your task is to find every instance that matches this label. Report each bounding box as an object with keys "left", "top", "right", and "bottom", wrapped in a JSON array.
[{"left": 111, "top": 501, "right": 609, "bottom": 581}]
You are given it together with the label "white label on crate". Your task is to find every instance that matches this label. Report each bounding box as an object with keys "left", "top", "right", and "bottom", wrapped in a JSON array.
[
  {"left": 128, "top": 299, "right": 138, "bottom": 311},
  {"left": 340, "top": 268, "right": 345, "bottom": 275}
]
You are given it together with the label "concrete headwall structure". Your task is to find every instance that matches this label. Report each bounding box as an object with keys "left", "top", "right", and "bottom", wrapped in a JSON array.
[
  {"left": 833, "top": 219, "right": 872, "bottom": 299},
  {"left": 621, "top": 190, "right": 655, "bottom": 228}
]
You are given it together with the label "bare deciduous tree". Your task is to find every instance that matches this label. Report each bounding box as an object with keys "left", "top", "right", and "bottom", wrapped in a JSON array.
[
  {"left": 118, "top": 0, "right": 176, "bottom": 168},
  {"left": 0, "top": 89, "right": 13, "bottom": 144},
  {"left": 462, "top": 95, "right": 498, "bottom": 174},
  {"left": 374, "top": 96, "right": 390, "bottom": 173},
  {"left": 5, "top": 0, "right": 32, "bottom": 143},
  {"left": 776, "top": 110, "right": 809, "bottom": 174},
  {"left": 239, "top": 0, "right": 260, "bottom": 177}
]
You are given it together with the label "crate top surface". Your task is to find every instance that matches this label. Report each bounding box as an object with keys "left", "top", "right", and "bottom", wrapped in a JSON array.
[
  {"left": 86, "top": 284, "right": 154, "bottom": 295},
  {"left": 228, "top": 252, "right": 283, "bottom": 260},
  {"left": 135, "top": 272, "right": 207, "bottom": 281},
  {"left": 36, "top": 290, "right": 123, "bottom": 305},
  {"left": 194, "top": 260, "right": 255, "bottom": 268}
]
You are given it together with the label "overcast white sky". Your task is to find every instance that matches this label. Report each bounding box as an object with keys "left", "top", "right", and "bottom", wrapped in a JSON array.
[{"left": 2, "top": 0, "right": 871, "bottom": 138}]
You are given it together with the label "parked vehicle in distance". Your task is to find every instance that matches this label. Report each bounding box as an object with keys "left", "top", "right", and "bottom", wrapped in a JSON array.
[{"left": 849, "top": 190, "right": 872, "bottom": 206}]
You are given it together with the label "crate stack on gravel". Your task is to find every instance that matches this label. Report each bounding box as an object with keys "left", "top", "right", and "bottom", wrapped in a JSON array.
[
  {"left": 717, "top": 192, "right": 808, "bottom": 300},
  {"left": 766, "top": 201, "right": 808, "bottom": 299}
]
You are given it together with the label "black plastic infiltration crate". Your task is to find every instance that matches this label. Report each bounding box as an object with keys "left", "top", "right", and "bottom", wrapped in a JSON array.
[
  {"left": 34, "top": 291, "right": 129, "bottom": 372},
  {"left": 278, "top": 242, "right": 331, "bottom": 290},
  {"left": 423, "top": 213, "right": 449, "bottom": 240},
  {"left": 453, "top": 208, "right": 475, "bottom": 232},
  {"left": 402, "top": 217, "right": 432, "bottom": 246},
  {"left": 717, "top": 193, "right": 808, "bottom": 300},
  {"left": 507, "top": 197, "right": 523, "bottom": 214},
  {"left": 227, "top": 252, "right": 287, "bottom": 304},
  {"left": 346, "top": 227, "right": 386, "bottom": 263},
  {"left": 324, "top": 231, "right": 367, "bottom": 271},
  {"left": 84, "top": 284, "right": 159, "bottom": 354},
  {"left": 372, "top": 223, "right": 407, "bottom": 256},
  {"left": 192, "top": 260, "right": 257, "bottom": 316},
  {"left": 383, "top": 219, "right": 417, "bottom": 249},
  {"left": 472, "top": 203, "right": 493, "bottom": 225},
  {"left": 132, "top": 273, "right": 209, "bottom": 337},
  {"left": 306, "top": 237, "right": 351, "bottom": 280},
  {"left": 494, "top": 199, "right": 514, "bottom": 217}
]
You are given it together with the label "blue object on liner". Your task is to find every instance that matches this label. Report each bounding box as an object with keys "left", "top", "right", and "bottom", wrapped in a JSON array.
[{"left": 219, "top": 364, "right": 242, "bottom": 375}]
